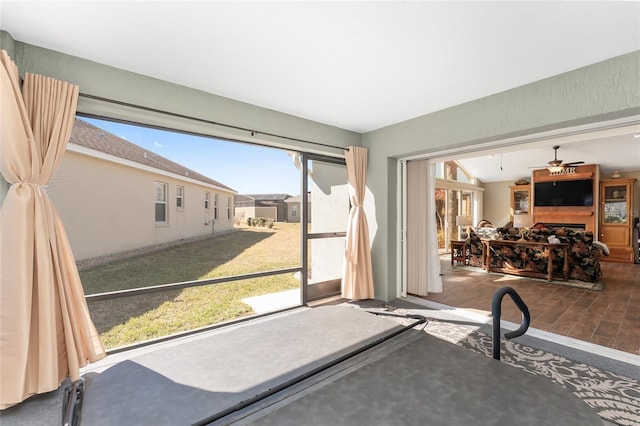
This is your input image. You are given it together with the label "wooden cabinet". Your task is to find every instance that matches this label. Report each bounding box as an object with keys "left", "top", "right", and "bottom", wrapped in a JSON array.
[
  {"left": 509, "top": 185, "right": 530, "bottom": 220},
  {"left": 599, "top": 178, "right": 636, "bottom": 262}
]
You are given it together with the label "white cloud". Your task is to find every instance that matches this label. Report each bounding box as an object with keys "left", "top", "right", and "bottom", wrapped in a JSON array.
[{"left": 154, "top": 141, "right": 163, "bottom": 148}]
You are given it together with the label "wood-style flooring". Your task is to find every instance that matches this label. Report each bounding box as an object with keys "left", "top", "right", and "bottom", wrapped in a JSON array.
[{"left": 422, "top": 258, "right": 640, "bottom": 355}]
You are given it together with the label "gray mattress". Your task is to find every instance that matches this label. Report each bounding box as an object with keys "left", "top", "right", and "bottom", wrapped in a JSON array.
[{"left": 80, "top": 306, "right": 601, "bottom": 426}]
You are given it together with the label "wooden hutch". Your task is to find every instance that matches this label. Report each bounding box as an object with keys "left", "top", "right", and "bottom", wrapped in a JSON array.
[
  {"left": 599, "top": 178, "right": 636, "bottom": 262},
  {"left": 509, "top": 184, "right": 530, "bottom": 220}
]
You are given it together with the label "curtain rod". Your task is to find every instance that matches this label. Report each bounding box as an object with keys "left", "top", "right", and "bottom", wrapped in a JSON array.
[{"left": 78, "top": 92, "right": 349, "bottom": 152}]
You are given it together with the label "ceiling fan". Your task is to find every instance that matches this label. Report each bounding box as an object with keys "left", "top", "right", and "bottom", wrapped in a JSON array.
[{"left": 529, "top": 145, "right": 584, "bottom": 172}]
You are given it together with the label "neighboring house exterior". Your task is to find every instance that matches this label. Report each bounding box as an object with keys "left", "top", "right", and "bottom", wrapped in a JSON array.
[
  {"left": 48, "top": 118, "right": 237, "bottom": 261},
  {"left": 284, "top": 194, "right": 312, "bottom": 223},
  {"left": 234, "top": 194, "right": 290, "bottom": 222}
]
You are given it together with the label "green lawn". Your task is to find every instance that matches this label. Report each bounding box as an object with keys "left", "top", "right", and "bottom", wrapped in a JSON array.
[{"left": 82, "top": 223, "right": 301, "bottom": 349}]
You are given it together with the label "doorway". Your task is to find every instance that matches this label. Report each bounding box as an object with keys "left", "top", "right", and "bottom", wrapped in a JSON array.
[{"left": 300, "top": 153, "right": 349, "bottom": 302}]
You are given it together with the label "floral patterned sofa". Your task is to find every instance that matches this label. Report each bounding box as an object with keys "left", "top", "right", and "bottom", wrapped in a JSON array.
[{"left": 466, "top": 223, "right": 603, "bottom": 282}]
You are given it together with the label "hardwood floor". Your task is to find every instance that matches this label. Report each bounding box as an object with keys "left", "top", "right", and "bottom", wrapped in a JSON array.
[{"left": 422, "top": 258, "right": 640, "bottom": 355}]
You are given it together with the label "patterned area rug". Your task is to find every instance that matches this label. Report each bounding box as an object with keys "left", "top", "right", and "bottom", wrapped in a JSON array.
[
  {"left": 371, "top": 305, "right": 639, "bottom": 426},
  {"left": 452, "top": 265, "right": 606, "bottom": 291}
]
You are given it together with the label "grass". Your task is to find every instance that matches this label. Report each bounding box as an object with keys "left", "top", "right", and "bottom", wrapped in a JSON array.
[{"left": 82, "top": 223, "right": 301, "bottom": 349}]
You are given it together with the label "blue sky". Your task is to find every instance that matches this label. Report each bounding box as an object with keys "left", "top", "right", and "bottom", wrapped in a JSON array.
[{"left": 81, "top": 117, "right": 301, "bottom": 195}]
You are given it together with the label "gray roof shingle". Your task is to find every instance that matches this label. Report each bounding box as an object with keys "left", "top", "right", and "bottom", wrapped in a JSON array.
[{"left": 69, "top": 118, "right": 236, "bottom": 192}]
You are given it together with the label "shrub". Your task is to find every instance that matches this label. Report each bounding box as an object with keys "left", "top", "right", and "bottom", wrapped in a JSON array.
[{"left": 245, "top": 217, "right": 274, "bottom": 228}]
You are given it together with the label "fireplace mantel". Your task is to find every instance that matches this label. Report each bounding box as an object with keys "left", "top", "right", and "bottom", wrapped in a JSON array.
[{"left": 531, "top": 165, "right": 599, "bottom": 233}]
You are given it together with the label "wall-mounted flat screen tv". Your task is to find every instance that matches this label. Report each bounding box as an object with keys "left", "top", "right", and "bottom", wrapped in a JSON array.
[{"left": 534, "top": 179, "right": 593, "bottom": 207}]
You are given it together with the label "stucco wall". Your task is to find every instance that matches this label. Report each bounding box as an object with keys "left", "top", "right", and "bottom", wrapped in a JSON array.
[
  {"left": 4, "top": 31, "right": 639, "bottom": 301},
  {"left": 48, "top": 151, "right": 234, "bottom": 260},
  {"left": 3, "top": 29, "right": 358, "bottom": 265},
  {"left": 286, "top": 202, "right": 301, "bottom": 223},
  {"left": 310, "top": 162, "right": 349, "bottom": 284},
  {"left": 254, "top": 207, "right": 277, "bottom": 221},
  {"left": 285, "top": 201, "right": 312, "bottom": 223},
  {"left": 363, "top": 51, "right": 640, "bottom": 301},
  {"left": 4, "top": 32, "right": 359, "bottom": 153},
  {"left": 234, "top": 207, "right": 256, "bottom": 221}
]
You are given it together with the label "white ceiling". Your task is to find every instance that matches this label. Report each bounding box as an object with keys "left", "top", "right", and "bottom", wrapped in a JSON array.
[
  {"left": 1, "top": 1, "right": 639, "bottom": 181},
  {"left": 455, "top": 133, "right": 640, "bottom": 183}
]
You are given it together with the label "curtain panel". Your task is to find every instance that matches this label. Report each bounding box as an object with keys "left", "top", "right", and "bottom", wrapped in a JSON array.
[
  {"left": 0, "top": 50, "right": 105, "bottom": 409},
  {"left": 426, "top": 162, "right": 443, "bottom": 293},
  {"left": 406, "top": 159, "right": 428, "bottom": 295},
  {"left": 406, "top": 160, "right": 442, "bottom": 296},
  {"left": 341, "top": 146, "right": 374, "bottom": 300}
]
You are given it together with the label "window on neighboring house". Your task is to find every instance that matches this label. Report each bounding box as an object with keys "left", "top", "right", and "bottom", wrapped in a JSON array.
[
  {"left": 227, "top": 196, "right": 232, "bottom": 220},
  {"left": 205, "top": 191, "right": 210, "bottom": 209},
  {"left": 155, "top": 182, "right": 168, "bottom": 223},
  {"left": 291, "top": 205, "right": 298, "bottom": 217},
  {"left": 176, "top": 186, "right": 184, "bottom": 209},
  {"left": 214, "top": 193, "right": 219, "bottom": 220}
]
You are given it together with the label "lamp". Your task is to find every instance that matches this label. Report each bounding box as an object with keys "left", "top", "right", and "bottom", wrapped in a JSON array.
[
  {"left": 456, "top": 215, "right": 473, "bottom": 240},
  {"left": 513, "top": 214, "right": 534, "bottom": 241}
]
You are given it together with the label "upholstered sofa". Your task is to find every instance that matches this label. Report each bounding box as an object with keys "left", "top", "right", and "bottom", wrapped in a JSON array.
[{"left": 466, "top": 224, "right": 603, "bottom": 282}]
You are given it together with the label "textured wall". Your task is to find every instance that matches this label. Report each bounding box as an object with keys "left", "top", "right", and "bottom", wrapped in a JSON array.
[
  {"left": 5, "top": 31, "right": 360, "bottom": 153},
  {"left": 3, "top": 29, "right": 639, "bottom": 300},
  {"left": 364, "top": 51, "right": 640, "bottom": 301}
]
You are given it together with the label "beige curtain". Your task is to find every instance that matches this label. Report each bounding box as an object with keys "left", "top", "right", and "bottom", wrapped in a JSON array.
[
  {"left": 406, "top": 160, "right": 428, "bottom": 295},
  {"left": 341, "top": 146, "right": 374, "bottom": 300},
  {"left": 406, "top": 160, "right": 442, "bottom": 296},
  {"left": 425, "top": 162, "right": 443, "bottom": 293},
  {"left": 0, "top": 50, "right": 105, "bottom": 409}
]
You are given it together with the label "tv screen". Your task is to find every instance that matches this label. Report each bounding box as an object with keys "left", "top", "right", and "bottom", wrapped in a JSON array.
[{"left": 534, "top": 179, "right": 593, "bottom": 207}]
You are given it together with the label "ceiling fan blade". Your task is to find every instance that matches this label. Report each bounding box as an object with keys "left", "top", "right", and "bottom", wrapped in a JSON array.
[{"left": 528, "top": 146, "right": 584, "bottom": 170}]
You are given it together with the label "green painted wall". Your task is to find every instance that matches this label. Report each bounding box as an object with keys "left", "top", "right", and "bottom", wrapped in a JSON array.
[
  {"left": 0, "top": 29, "right": 360, "bottom": 214},
  {"left": 363, "top": 50, "right": 640, "bottom": 301},
  {"left": 3, "top": 31, "right": 360, "bottom": 153},
  {"left": 3, "top": 29, "right": 639, "bottom": 301}
]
